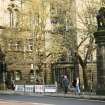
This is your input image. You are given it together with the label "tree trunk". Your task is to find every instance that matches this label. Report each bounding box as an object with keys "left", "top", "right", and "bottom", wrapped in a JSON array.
[{"left": 77, "top": 54, "right": 89, "bottom": 90}]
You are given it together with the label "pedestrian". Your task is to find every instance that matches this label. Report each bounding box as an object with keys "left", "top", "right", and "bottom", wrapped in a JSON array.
[
  {"left": 75, "top": 77, "right": 80, "bottom": 95},
  {"left": 62, "top": 75, "right": 69, "bottom": 94}
]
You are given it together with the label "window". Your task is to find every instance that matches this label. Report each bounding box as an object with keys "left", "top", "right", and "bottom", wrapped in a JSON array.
[
  {"left": 8, "top": 43, "right": 11, "bottom": 50},
  {"left": 8, "top": 40, "right": 13, "bottom": 50},
  {"left": 28, "top": 39, "right": 33, "bottom": 51},
  {"left": 15, "top": 70, "right": 21, "bottom": 81},
  {"left": 15, "top": 41, "right": 21, "bottom": 51},
  {"left": 29, "top": 69, "right": 35, "bottom": 82}
]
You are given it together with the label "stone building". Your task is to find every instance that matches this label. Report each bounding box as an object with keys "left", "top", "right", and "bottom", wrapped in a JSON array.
[
  {"left": 50, "top": 0, "right": 77, "bottom": 86},
  {"left": 0, "top": 0, "right": 77, "bottom": 88}
]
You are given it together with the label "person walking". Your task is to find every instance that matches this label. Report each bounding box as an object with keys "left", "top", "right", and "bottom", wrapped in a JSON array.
[
  {"left": 75, "top": 77, "right": 80, "bottom": 95},
  {"left": 62, "top": 75, "right": 69, "bottom": 94},
  {"left": 72, "top": 77, "right": 80, "bottom": 95}
]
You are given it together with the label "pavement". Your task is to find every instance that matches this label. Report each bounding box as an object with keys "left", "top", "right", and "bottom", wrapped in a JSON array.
[{"left": 0, "top": 90, "right": 105, "bottom": 101}]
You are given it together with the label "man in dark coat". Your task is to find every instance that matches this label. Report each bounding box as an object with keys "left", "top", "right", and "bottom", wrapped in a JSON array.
[{"left": 62, "top": 75, "right": 69, "bottom": 94}]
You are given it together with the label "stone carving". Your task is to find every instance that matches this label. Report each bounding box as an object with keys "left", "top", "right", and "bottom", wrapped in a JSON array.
[{"left": 96, "top": 7, "right": 105, "bottom": 30}]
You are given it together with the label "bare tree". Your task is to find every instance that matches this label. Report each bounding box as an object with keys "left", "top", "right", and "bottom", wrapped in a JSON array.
[{"left": 75, "top": 0, "right": 100, "bottom": 90}]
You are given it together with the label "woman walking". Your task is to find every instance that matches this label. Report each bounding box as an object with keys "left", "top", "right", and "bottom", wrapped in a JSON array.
[{"left": 75, "top": 77, "right": 80, "bottom": 95}]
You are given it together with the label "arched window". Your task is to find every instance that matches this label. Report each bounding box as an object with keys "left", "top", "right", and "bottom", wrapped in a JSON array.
[{"left": 29, "top": 69, "right": 35, "bottom": 82}]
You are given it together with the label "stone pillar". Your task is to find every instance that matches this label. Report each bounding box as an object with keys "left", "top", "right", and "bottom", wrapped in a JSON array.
[{"left": 94, "top": 31, "right": 105, "bottom": 95}]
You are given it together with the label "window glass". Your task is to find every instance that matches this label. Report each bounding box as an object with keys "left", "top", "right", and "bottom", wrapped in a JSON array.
[{"left": 15, "top": 70, "right": 21, "bottom": 81}]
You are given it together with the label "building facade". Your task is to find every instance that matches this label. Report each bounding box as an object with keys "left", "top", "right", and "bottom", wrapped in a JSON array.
[
  {"left": 0, "top": 0, "right": 78, "bottom": 89},
  {"left": 50, "top": 0, "right": 77, "bottom": 86}
]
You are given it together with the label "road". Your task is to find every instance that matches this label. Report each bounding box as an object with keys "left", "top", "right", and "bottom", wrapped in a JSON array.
[{"left": 0, "top": 94, "right": 105, "bottom": 105}]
